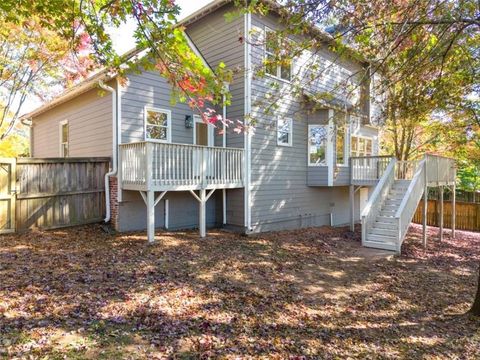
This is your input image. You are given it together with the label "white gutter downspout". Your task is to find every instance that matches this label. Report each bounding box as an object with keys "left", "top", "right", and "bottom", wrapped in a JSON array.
[{"left": 99, "top": 80, "right": 118, "bottom": 223}]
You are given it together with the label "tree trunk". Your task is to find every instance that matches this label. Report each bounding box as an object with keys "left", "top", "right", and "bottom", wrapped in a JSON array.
[{"left": 469, "top": 264, "right": 480, "bottom": 316}]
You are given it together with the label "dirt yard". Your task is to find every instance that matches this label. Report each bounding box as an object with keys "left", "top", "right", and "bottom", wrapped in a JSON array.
[{"left": 1, "top": 224, "right": 479, "bottom": 359}]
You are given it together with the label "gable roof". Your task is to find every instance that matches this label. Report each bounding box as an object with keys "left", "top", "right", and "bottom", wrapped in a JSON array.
[{"left": 23, "top": 0, "right": 368, "bottom": 120}]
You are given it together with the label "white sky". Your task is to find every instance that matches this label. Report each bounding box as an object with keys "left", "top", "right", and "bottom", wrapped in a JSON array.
[
  {"left": 111, "top": 0, "right": 213, "bottom": 54},
  {"left": 22, "top": 0, "right": 214, "bottom": 112}
]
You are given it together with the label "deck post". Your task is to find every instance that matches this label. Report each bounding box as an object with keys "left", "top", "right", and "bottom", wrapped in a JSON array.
[
  {"left": 164, "top": 199, "right": 169, "bottom": 230},
  {"left": 452, "top": 182, "right": 456, "bottom": 239},
  {"left": 349, "top": 185, "right": 355, "bottom": 231},
  {"left": 199, "top": 189, "right": 206, "bottom": 237},
  {"left": 222, "top": 188, "right": 227, "bottom": 225},
  {"left": 147, "top": 190, "right": 155, "bottom": 243},
  {"left": 423, "top": 186, "right": 428, "bottom": 248},
  {"left": 439, "top": 185, "right": 444, "bottom": 241}
]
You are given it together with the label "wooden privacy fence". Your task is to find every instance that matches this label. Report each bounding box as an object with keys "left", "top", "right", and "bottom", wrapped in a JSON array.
[
  {"left": 0, "top": 157, "right": 110, "bottom": 233},
  {"left": 413, "top": 199, "right": 480, "bottom": 232}
]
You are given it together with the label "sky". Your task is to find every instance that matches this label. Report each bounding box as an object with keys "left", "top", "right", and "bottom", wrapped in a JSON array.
[
  {"left": 22, "top": 0, "right": 214, "bottom": 113},
  {"left": 112, "top": 0, "right": 213, "bottom": 54}
]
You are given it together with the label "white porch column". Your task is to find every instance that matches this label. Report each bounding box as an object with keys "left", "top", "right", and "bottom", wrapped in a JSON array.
[
  {"left": 222, "top": 188, "right": 227, "bottom": 225},
  {"left": 147, "top": 190, "right": 155, "bottom": 244}
]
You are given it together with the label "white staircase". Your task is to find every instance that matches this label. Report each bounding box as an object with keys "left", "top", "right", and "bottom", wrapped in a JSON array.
[
  {"left": 364, "top": 180, "right": 410, "bottom": 251},
  {"left": 361, "top": 154, "right": 456, "bottom": 253}
]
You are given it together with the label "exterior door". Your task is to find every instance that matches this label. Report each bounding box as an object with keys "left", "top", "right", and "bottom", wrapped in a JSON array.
[
  {"left": 359, "top": 187, "right": 369, "bottom": 215},
  {"left": 0, "top": 158, "right": 15, "bottom": 233},
  {"left": 194, "top": 115, "right": 214, "bottom": 146}
]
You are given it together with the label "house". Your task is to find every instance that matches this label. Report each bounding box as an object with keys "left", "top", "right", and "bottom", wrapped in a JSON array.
[{"left": 22, "top": 0, "right": 456, "bottom": 252}]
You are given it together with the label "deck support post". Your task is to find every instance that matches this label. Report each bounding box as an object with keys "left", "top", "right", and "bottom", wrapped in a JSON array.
[
  {"left": 452, "top": 182, "right": 456, "bottom": 239},
  {"left": 422, "top": 186, "right": 428, "bottom": 248},
  {"left": 146, "top": 190, "right": 155, "bottom": 244},
  {"left": 349, "top": 185, "right": 355, "bottom": 232},
  {"left": 222, "top": 188, "right": 227, "bottom": 225},
  {"left": 199, "top": 189, "right": 206, "bottom": 237},
  {"left": 439, "top": 185, "right": 444, "bottom": 241}
]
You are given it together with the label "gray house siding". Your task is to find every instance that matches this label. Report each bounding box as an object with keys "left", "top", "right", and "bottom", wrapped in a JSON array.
[
  {"left": 186, "top": 3, "right": 246, "bottom": 227},
  {"left": 248, "top": 12, "right": 378, "bottom": 232},
  {"left": 31, "top": 81, "right": 115, "bottom": 158}
]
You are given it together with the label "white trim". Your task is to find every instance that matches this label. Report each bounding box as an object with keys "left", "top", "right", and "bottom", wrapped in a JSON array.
[
  {"left": 144, "top": 106, "right": 172, "bottom": 143},
  {"left": 276, "top": 117, "right": 293, "bottom": 147},
  {"left": 59, "top": 119, "right": 69, "bottom": 157},
  {"left": 327, "top": 109, "right": 334, "bottom": 186},
  {"left": 193, "top": 115, "right": 214, "bottom": 146},
  {"left": 307, "top": 124, "right": 328, "bottom": 167},
  {"left": 244, "top": 12, "right": 252, "bottom": 232},
  {"left": 116, "top": 78, "right": 123, "bottom": 203}
]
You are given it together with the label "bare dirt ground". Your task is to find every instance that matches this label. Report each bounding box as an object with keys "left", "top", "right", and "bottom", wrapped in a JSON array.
[{"left": 1, "top": 224, "right": 479, "bottom": 359}]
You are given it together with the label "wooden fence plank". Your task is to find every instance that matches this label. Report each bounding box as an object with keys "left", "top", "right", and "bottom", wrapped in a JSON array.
[
  {"left": 413, "top": 199, "right": 480, "bottom": 232},
  {"left": 14, "top": 158, "right": 110, "bottom": 231}
]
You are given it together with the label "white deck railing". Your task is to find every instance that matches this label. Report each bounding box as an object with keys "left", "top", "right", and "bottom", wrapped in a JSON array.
[
  {"left": 120, "top": 142, "right": 245, "bottom": 190},
  {"left": 351, "top": 156, "right": 393, "bottom": 183}
]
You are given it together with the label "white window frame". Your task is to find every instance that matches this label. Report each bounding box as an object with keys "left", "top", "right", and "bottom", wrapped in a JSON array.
[
  {"left": 308, "top": 124, "right": 328, "bottom": 166},
  {"left": 335, "top": 125, "right": 349, "bottom": 167},
  {"left": 193, "top": 115, "right": 214, "bottom": 146},
  {"left": 277, "top": 118, "right": 293, "bottom": 147},
  {"left": 264, "top": 26, "right": 293, "bottom": 82},
  {"left": 144, "top": 106, "right": 172, "bottom": 143},
  {"left": 350, "top": 135, "right": 374, "bottom": 157},
  {"left": 59, "top": 120, "right": 69, "bottom": 157}
]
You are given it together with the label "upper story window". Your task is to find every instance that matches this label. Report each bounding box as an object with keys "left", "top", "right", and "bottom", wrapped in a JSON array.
[
  {"left": 351, "top": 136, "right": 373, "bottom": 157},
  {"left": 308, "top": 125, "right": 327, "bottom": 166},
  {"left": 265, "top": 28, "right": 292, "bottom": 81},
  {"left": 336, "top": 125, "right": 346, "bottom": 166},
  {"left": 277, "top": 118, "right": 293, "bottom": 146},
  {"left": 144, "top": 107, "right": 171, "bottom": 143},
  {"left": 59, "top": 120, "right": 68, "bottom": 157}
]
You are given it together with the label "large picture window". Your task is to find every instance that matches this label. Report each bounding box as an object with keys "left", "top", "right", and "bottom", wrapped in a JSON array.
[
  {"left": 144, "top": 107, "right": 171, "bottom": 143},
  {"left": 277, "top": 118, "right": 293, "bottom": 146},
  {"left": 308, "top": 125, "right": 327, "bottom": 166},
  {"left": 265, "top": 28, "right": 292, "bottom": 81}
]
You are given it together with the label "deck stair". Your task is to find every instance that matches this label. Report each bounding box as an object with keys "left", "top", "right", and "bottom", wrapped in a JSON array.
[{"left": 360, "top": 155, "right": 456, "bottom": 253}]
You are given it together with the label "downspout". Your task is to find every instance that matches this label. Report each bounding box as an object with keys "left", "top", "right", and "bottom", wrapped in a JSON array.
[{"left": 99, "top": 80, "right": 117, "bottom": 223}]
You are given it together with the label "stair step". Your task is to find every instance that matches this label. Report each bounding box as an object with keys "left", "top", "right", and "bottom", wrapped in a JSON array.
[
  {"left": 377, "top": 216, "right": 397, "bottom": 223},
  {"left": 394, "top": 180, "right": 411, "bottom": 185},
  {"left": 384, "top": 199, "right": 402, "bottom": 206},
  {"left": 369, "top": 227, "right": 398, "bottom": 237},
  {"left": 363, "top": 240, "right": 398, "bottom": 252},
  {"left": 390, "top": 188, "right": 408, "bottom": 194},
  {"left": 373, "top": 221, "right": 398, "bottom": 230},
  {"left": 380, "top": 210, "right": 397, "bottom": 217},
  {"left": 387, "top": 195, "right": 405, "bottom": 201},
  {"left": 382, "top": 204, "right": 400, "bottom": 211},
  {"left": 366, "top": 233, "right": 397, "bottom": 244}
]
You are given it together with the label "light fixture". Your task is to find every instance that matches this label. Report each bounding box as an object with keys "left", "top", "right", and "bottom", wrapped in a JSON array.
[{"left": 185, "top": 115, "right": 193, "bottom": 129}]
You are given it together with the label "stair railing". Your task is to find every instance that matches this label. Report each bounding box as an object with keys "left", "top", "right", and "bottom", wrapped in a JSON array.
[
  {"left": 361, "top": 157, "right": 397, "bottom": 246},
  {"left": 395, "top": 158, "right": 427, "bottom": 252}
]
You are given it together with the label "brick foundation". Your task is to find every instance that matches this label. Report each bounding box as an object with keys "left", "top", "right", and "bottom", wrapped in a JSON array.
[{"left": 108, "top": 176, "right": 119, "bottom": 231}]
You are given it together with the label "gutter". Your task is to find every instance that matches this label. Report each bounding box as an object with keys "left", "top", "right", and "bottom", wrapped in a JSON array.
[{"left": 98, "top": 80, "right": 118, "bottom": 223}]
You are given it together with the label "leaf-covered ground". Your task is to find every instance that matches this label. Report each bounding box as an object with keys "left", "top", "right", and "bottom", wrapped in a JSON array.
[{"left": 1, "top": 224, "right": 479, "bottom": 359}]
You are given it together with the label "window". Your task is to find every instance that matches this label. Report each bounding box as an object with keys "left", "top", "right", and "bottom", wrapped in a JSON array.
[
  {"left": 277, "top": 118, "right": 292, "bottom": 146},
  {"left": 265, "top": 28, "right": 292, "bottom": 81},
  {"left": 308, "top": 125, "right": 327, "bottom": 166},
  {"left": 59, "top": 120, "right": 68, "bottom": 157},
  {"left": 144, "top": 107, "right": 171, "bottom": 142},
  {"left": 336, "top": 125, "right": 346, "bottom": 165},
  {"left": 351, "top": 136, "right": 373, "bottom": 157}
]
